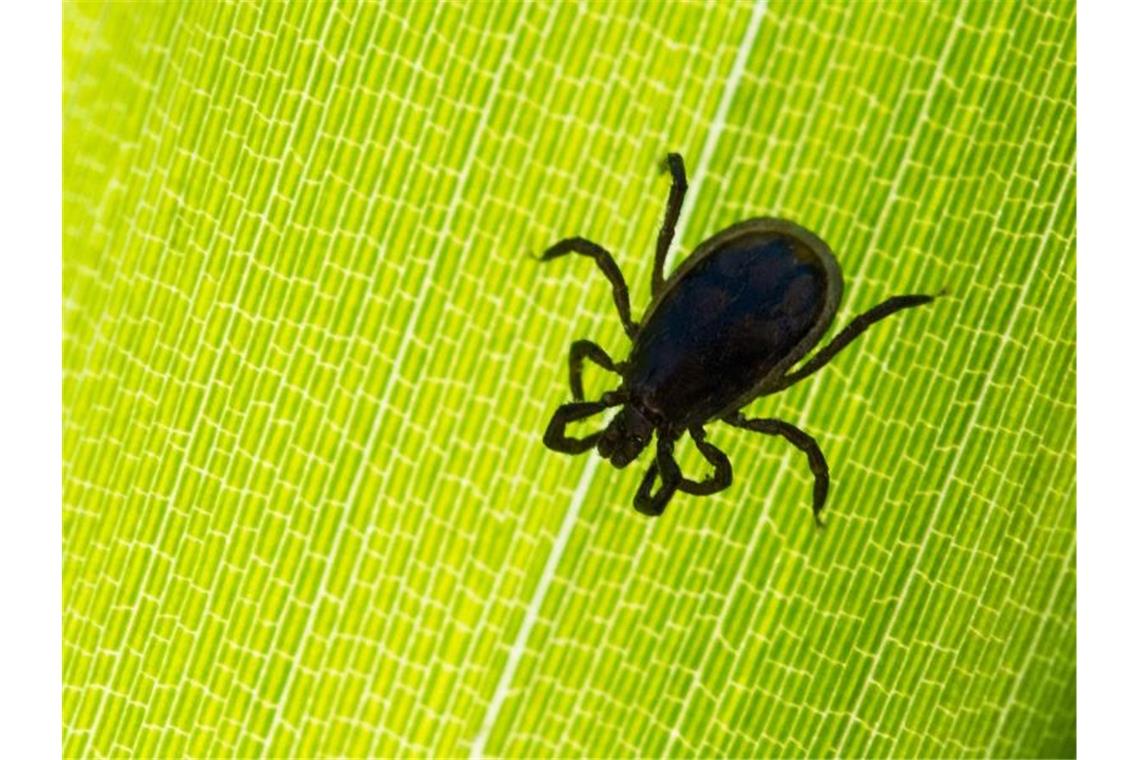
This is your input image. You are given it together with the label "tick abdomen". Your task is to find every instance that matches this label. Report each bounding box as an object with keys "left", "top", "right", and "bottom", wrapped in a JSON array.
[{"left": 626, "top": 233, "right": 833, "bottom": 426}]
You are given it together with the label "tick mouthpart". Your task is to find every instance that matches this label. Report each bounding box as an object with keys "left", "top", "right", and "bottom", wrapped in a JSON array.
[
  {"left": 599, "top": 442, "right": 641, "bottom": 470},
  {"left": 596, "top": 404, "right": 654, "bottom": 469},
  {"left": 608, "top": 450, "right": 637, "bottom": 469},
  {"left": 596, "top": 426, "right": 636, "bottom": 468}
]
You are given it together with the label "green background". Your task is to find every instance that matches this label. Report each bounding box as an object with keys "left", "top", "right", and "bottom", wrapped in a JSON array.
[{"left": 64, "top": 1, "right": 1075, "bottom": 757}]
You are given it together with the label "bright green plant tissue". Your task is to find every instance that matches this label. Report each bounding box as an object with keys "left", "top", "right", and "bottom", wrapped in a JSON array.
[{"left": 64, "top": 1, "right": 1075, "bottom": 757}]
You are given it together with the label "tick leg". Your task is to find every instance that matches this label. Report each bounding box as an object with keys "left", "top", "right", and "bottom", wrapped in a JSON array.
[
  {"left": 543, "top": 398, "right": 619, "bottom": 455},
  {"left": 678, "top": 426, "right": 733, "bottom": 496},
  {"left": 652, "top": 152, "right": 688, "bottom": 296},
  {"left": 768, "top": 294, "right": 937, "bottom": 393},
  {"left": 634, "top": 436, "right": 682, "bottom": 516},
  {"left": 568, "top": 339, "right": 623, "bottom": 401},
  {"left": 635, "top": 428, "right": 731, "bottom": 512},
  {"left": 540, "top": 237, "right": 638, "bottom": 339},
  {"left": 726, "top": 413, "right": 829, "bottom": 528}
]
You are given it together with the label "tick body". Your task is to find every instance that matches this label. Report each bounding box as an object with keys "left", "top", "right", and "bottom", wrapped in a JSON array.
[{"left": 541, "top": 153, "right": 937, "bottom": 521}]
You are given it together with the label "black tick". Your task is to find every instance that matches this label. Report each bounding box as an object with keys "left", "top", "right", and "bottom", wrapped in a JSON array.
[{"left": 541, "top": 152, "right": 937, "bottom": 523}]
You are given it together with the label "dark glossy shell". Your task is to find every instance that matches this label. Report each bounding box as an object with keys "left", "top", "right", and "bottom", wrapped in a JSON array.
[{"left": 625, "top": 218, "right": 842, "bottom": 427}]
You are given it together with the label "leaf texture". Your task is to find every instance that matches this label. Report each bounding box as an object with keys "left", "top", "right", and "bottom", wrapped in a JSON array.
[{"left": 63, "top": 1, "right": 1075, "bottom": 757}]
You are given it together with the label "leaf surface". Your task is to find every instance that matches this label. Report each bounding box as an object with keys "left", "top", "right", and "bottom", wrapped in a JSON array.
[{"left": 64, "top": 1, "right": 1075, "bottom": 756}]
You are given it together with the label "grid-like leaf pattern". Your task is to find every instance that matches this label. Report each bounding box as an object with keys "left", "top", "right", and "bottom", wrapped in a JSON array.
[{"left": 63, "top": 1, "right": 1075, "bottom": 757}]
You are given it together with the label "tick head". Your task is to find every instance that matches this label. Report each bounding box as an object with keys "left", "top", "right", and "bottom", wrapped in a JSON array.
[{"left": 596, "top": 405, "right": 653, "bottom": 469}]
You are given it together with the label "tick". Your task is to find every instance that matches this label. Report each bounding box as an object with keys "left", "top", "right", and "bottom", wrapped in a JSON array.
[{"left": 540, "top": 152, "right": 938, "bottom": 523}]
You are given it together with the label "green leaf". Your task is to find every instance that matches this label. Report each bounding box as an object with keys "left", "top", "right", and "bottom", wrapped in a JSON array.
[{"left": 64, "top": 1, "right": 1075, "bottom": 757}]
